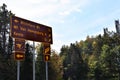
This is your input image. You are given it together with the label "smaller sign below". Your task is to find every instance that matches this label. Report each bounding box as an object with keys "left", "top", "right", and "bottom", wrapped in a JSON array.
[
  {"left": 14, "top": 52, "right": 25, "bottom": 61},
  {"left": 44, "top": 55, "right": 50, "bottom": 62},
  {"left": 43, "top": 43, "right": 51, "bottom": 55},
  {"left": 15, "top": 39, "right": 25, "bottom": 52}
]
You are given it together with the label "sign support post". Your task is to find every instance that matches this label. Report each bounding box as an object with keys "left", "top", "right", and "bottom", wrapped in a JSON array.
[
  {"left": 33, "top": 41, "right": 35, "bottom": 80},
  {"left": 46, "top": 61, "right": 48, "bottom": 80},
  {"left": 17, "top": 61, "right": 20, "bottom": 80}
]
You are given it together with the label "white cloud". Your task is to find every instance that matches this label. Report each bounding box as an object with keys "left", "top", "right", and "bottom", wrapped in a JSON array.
[
  {"left": 60, "top": 0, "right": 70, "bottom": 4},
  {"left": 1, "top": 0, "right": 90, "bottom": 18},
  {"left": 59, "top": 7, "right": 82, "bottom": 16},
  {"left": 59, "top": 11, "right": 70, "bottom": 16}
]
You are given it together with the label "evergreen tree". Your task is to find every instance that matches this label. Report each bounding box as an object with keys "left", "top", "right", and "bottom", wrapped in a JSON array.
[
  {"left": 0, "top": 3, "right": 16, "bottom": 80},
  {"left": 0, "top": 3, "right": 13, "bottom": 58},
  {"left": 49, "top": 50, "right": 62, "bottom": 80},
  {"left": 21, "top": 43, "right": 33, "bottom": 80},
  {"left": 62, "top": 43, "right": 88, "bottom": 80},
  {"left": 36, "top": 44, "right": 46, "bottom": 80}
]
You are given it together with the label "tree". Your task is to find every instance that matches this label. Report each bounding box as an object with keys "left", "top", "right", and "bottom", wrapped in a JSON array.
[
  {"left": 110, "top": 45, "right": 120, "bottom": 79},
  {"left": 62, "top": 43, "right": 88, "bottom": 80},
  {"left": 49, "top": 50, "right": 62, "bottom": 80},
  {"left": 36, "top": 44, "right": 46, "bottom": 80},
  {"left": 93, "top": 35, "right": 103, "bottom": 57},
  {"left": 98, "top": 44, "right": 115, "bottom": 80},
  {"left": 59, "top": 45, "right": 69, "bottom": 57},
  {"left": 21, "top": 43, "right": 33, "bottom": 80},
  {"left": 0, "top": 3, "right": 13, "bottom": 58},
  {"left": 0, "top": 3, "right": 16, "bottom": 80}
]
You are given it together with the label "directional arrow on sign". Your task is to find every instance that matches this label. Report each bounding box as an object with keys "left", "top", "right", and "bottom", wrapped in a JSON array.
[
  {"left": 44, "top": 55, "right": 50, "bottom": 61},
  {"left": 14, "top": 52, "right": 25, "bottom": 61}
]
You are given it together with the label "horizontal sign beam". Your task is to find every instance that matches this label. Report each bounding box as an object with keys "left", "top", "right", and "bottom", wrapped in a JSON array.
[{"left": 10, "top": 16, "right": 53, "bottom": 44}]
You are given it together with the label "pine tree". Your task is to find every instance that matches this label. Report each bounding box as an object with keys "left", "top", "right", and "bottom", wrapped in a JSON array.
[
  {"left": 36, "top": 44, "right": 46, "bottom": 80},
  {"left": 21, "top": 43, "right": 33, "bottom": 80},
  {"left": 0, "top": 3, "right": 16, "bottom": 80},
  {"left": 0, "top": 3, "right": 13, "bottom": 58}
]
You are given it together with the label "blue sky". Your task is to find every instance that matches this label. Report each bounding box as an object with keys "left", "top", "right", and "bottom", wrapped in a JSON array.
[{"left": 1, "top": 0, "right": 120, "bottom": 53}]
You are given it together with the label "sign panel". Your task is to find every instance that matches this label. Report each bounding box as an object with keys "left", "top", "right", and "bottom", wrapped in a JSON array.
[
  {"left": 44, "top": 43, "right": 51, "bottom": 55},
  {"left": 14, "top": 39, "right": 25, "bottom": 61},
  {"left": 10, "top": 16, "right": 53, "bottom": 44},
  {"left": 15, "top": 39, "right": 25, "bottom": 52},
  {"left": 43, "top": 43, "right": 51, "bottom": 61},
  {"left": 44, "top": 55, "right": 50, "bottom": 61},
  {"left": 14, "top": 52, "right": 25, "bottom": 61}
]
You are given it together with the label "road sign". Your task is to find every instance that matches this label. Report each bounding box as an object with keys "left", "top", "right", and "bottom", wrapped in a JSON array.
[
  {"left": 43, "top": 43, "right": 51, "bottom": 62},
  {"left": 15, "top": 39, "right": 25, "bottom": 52},
  {"left": 14, "top": 39, "right": 25, "bottom": 61},
  {"left": 10, "top": 16, "right": 53, "bottom": 44},
  {"left": 14, "top": 52, "right": 25, "bottom": 61},
  {"left": 44, "top": 43, "right": 51, "bottom": 55},
  {"left": 44, "top": 55, "right": 50, "bottom": 61}
]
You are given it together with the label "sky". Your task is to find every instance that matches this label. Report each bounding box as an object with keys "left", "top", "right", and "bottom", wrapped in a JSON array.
[{"left": 1, "top": 0, "right": 120, "bottom": 53}]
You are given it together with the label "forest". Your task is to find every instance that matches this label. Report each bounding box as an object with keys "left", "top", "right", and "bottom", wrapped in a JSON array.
[{"left": 0, "top": 3, "right": 120, "bottom": 80}]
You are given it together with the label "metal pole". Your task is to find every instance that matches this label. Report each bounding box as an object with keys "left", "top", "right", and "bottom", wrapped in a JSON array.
[
  {"left": 33, "top": 41, "right": 35, "bottom": 80},
  {"left": 46, "top": 61, "right": 48, "bottom": 80},
  {"left": 17, "top": 61, "right": 20, "bottom": 80}
]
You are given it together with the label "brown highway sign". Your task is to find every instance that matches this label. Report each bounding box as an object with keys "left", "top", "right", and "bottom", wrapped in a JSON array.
[
  {"left": 14, "top": 51, "right": 25, "bottom": 61},
  {"left": 44, "top": 55, "right": 50, "bottom": 61},
  {"left": 15, "top": 38, "right": 25, "bottom": 52},
  {"left": 43, "top": 43, "right": 51, "bottom": 55},
  {"left": 10, "top": 16, "right": 53, "bottom": 44}
]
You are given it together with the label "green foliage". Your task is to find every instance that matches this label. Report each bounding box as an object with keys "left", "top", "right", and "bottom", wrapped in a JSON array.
[
  {"left": 61, "top": 43, "right": 88, "bottom": 80},
  {"left": 0, "top": 3, "right": 16, "bottom": 80},
  {"left": 0, "top": 3, "right": 14, "bottom": 60},
  {"left": 59, "top": 29, "right": 120, "bottom": 80},
  {"left": 49, "top": 51, "right": 62, "bottom": 80},
  {"left": 20, "top": 43, "right": 33, "bottom": 80},
  {"left": 59, "top": 45, "right": 69, "bottom": 57},
  {"left": 0, "top": 54, "right": 16, "bottom": 80},
  {"left": 36, "top": 44, "right": 46, "bottom": 80}
]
